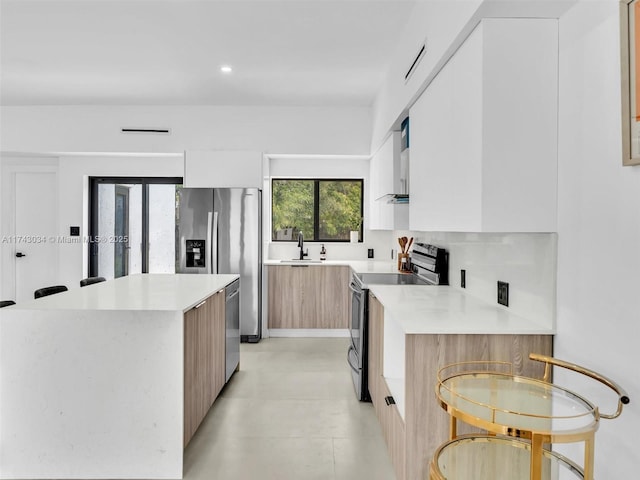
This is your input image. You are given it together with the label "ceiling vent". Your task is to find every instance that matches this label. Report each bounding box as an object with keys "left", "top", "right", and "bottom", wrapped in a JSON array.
[
  {"left": 121, "top": 127, "right": 171, "bottom": 135},
  {"left": 404, "top": 37, "right": 427, "bottom": 83}
]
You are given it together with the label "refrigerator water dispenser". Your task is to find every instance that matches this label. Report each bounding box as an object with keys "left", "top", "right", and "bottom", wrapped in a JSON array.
[{"left": 185, "top": 239, "right": 206, "bottom": 268}]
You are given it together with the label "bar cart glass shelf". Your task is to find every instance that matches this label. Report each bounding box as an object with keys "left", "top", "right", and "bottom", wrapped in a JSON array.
[
  {"left": 431, "top": 434, "right": 585, "bottom": 480},
  {"left": 430, "top": 354, "right": 629, "bottom": 480}
]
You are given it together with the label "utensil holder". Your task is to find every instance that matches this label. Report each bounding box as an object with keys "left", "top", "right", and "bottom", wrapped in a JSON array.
[{"left": 398, "top": 253, "right": 410, "bottom": 272}]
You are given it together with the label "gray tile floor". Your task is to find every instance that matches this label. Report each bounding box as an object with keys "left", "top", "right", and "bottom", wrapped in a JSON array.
[{"left": 183, "top": 338, "right": 395, "bottom": 480}]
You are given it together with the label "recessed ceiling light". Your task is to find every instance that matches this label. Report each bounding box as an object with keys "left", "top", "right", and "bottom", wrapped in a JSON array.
[{"left": 220, "top": 65, "right": 233, "bottom": 74}]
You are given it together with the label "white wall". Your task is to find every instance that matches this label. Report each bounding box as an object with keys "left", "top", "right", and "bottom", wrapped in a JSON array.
[
  {"left": 555, "top": 1, "right": 640, "bottom": 475},
  {"left": 0, "top": 105, "right": 371, "bottom": 155}
]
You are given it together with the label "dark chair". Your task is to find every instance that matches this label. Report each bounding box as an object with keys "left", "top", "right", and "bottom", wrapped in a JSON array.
[
  {"left": 0, "top": 300, "right": 16, "bottom": 308},
  {"left": 34, "top": 285, "right": 68, "bottom": 299},
  {"left": 80, "top": 276, "right": 106, "bottom": 287}
]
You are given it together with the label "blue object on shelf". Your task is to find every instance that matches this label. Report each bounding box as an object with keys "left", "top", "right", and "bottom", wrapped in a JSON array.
[{"left": 401, "top": 117, "right": 409, "bottom": 150}]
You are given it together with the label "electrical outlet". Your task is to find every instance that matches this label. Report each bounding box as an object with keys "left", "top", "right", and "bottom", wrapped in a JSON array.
[
  {"left": 368, "top": 248, "right": 374, "bottom": 259},
  {"left": 497, "top": 281, "right": 509, "bottom": 307},
  {"left": 461, "top": 269, "right": 466, "bottom": 288},
  {"left": 391, "top": 249, "right": 395, "bottom": 259}
]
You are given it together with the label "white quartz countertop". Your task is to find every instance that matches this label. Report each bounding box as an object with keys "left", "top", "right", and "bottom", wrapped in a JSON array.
[
  {"left": 369, "top": 285, "right": 553, "bottom": 335},
  {"left": 6, "top": 274, "right": 239, "bottom": 312},
  {"left": 265, "top": 259, "right": 399, "bottom": 274}
]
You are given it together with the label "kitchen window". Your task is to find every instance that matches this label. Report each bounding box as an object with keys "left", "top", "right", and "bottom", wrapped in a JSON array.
[{"left": 271, "top": 178, "right": 363, "bottom": 242}]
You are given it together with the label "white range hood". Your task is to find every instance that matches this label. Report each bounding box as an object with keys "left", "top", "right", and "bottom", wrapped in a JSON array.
[{"left": 376, "top": 145, "right": 410, "bottom": 204}]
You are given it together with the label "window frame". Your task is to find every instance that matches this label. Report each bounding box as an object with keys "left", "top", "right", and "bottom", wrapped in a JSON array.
[
  {"left": 88, "top": 176, "right": 183, "bottom": 276},
  {"left": 271, "top": 177, "right": 364, "bottom": 243}
]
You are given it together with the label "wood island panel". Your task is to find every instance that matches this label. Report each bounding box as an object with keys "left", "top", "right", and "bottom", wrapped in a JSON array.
[
  {"left": 183, "top": 301, "right": 204, "bottom": 447},
  {"left": 184, "top": 289, "right": 226, "bottom": 447}
]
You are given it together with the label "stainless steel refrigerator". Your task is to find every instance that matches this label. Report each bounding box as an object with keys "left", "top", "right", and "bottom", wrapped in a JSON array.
[{"left": 175, "top": 188, "right": 262, "bottom": 345}]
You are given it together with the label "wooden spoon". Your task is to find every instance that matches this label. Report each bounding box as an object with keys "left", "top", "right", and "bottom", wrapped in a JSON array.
[{"left": 407, "top": 237, "right": 414, "bottom": 252}]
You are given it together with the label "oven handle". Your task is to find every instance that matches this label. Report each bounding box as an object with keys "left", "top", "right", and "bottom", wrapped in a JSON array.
[
  {"left": 347, "top": 344, "right": 360, "bottom": 373},
  {"left": 349, "top": 281, "right": 362, "bottom": 295}
]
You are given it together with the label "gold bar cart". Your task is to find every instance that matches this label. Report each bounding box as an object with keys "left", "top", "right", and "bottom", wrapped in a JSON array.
[{"left": 430, "top": 354, "right": 630, "bottom": 480}]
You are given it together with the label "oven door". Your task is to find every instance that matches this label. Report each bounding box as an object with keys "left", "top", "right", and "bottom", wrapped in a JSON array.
[
  {"left": 347, "top": 343, "right": 362, "bottom": 400},
  {"left": 348, "top": 275, "right": 369, "bottom": 401},
  {"left": 349, "top": 277, "right": 364, "bottom": 351}
]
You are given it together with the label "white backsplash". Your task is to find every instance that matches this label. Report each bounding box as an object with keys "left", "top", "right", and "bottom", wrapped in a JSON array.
[
  {"left": 267, "top": 230, "right": 393, "bottom": 261},
  {"left": 394, "top": 230, "right": 557, "bottom": 328}
]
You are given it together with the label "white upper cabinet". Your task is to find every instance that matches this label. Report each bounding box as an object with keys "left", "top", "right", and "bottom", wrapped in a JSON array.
[
  {"left": 184, "top": 150, "right": 263, "bottom": 188},
  {"left": 409, "top": 19, "right": 558, "bottom": 232},
  {"left": 369, "top": 132, "right": 409, "bottom": 230}
]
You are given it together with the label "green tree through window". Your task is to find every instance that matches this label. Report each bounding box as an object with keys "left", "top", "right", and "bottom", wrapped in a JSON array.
[{"left": 272, "top": 179, "right": 363, "bottom": 242}]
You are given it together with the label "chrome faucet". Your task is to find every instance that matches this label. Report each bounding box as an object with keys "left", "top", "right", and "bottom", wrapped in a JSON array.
[{"left": 297, "top": 231, "right": 308, "bottom": 260}]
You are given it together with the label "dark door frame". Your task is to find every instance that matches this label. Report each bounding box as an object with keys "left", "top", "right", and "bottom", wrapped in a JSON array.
[{"left": 114, "top": 185, "right": 130, "bottom": 278}]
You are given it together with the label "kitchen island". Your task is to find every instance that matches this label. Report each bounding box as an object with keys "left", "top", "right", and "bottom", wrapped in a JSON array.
[{"left": 0, "top": 274, "right": 238, "bottom": 480}]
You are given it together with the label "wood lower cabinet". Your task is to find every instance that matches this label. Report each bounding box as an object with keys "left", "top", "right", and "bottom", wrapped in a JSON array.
[
  {"left": 184, "top": 289, "right": 226, "bottom": 447},
  {"left": 369, "top": 293, "right": 405, "bottom": 480},
  {"left": 268, "top": 265, "right": 350, "bottom": 329},
  {"left": 367, "top": 293, "right": 553, "bottom": 480},
  {"left": 368, "top": 292, "right": 384, "bottom": 418}
]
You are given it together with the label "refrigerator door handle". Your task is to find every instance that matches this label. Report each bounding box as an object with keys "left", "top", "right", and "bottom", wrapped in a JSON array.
[
  {"left": 211, "top": 211, "right": 219, "bottom": 274},
  {"left": 206, "top": 212, "right": 213, "bottom": 274}
]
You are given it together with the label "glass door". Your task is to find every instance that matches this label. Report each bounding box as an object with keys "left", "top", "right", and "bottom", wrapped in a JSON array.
[
  {"left": 89, "top": 177, "right": 182, "bottom": 279},
  {"left": 114, "top": 185, "right": 131, "bottom": 278}
]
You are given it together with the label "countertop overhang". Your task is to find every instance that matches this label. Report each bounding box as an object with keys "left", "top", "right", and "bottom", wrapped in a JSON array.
[
  {"left": 369, "top": 284, "right": 553, "bottom": 335},
  {"left": 4, "top": 273, "right": 239, "bottom": 312}
]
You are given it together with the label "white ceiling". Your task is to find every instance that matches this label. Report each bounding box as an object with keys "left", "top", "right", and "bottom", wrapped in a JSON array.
[{"left": 0, "top": 0, "right": 416, "bottom": 107}]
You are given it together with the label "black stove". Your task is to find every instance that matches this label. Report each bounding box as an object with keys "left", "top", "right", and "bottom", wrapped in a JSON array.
[{"left": 347, "top": 243, "right": 449, "bottom": 402}]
